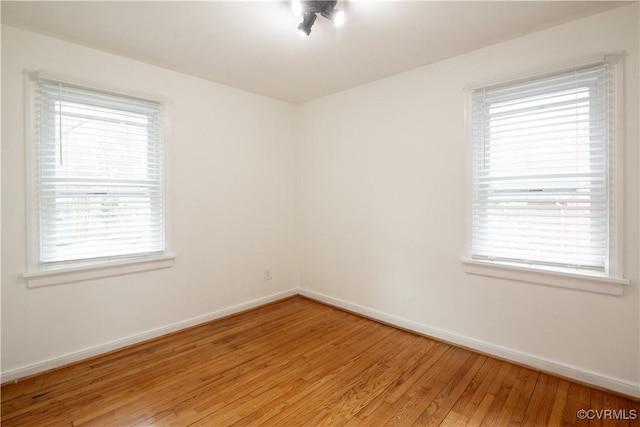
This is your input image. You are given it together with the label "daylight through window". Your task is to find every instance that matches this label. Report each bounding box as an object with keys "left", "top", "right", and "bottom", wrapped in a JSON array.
[
  {"left": 470, "top": 61, "right": 619, "bottom": 276},
  {"left": 32, "top": 76, "right": 165, "bottom": 267}
]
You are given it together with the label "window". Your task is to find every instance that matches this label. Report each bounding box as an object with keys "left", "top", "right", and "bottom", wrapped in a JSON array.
[
  {"left": 24, "top": 73, "right": 173, "bottom": 286},
  {"left": 466, "top": 57, "right": 627, "bottom": 293}
]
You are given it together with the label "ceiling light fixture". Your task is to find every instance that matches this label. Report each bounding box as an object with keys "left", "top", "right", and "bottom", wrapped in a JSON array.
[
  {"left": 293, "top": 0, "right": 345, "bottom": 37},
  {"left": 298, "top": 11, "right": 317, "bottom": 37}
]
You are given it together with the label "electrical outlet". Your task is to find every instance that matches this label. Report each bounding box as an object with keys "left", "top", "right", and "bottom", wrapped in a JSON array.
[{"left": 263, "top": 268, "right": 272, "bottom": 281}]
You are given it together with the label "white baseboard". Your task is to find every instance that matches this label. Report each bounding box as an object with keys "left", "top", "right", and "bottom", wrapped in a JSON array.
[
  {"left": 0, "top": 288, "right": 298, "bottom": 384},
  {"left": 4, "top": 287, "right": 638, "bottom": 399},
  {"left": 298, "top": 288, "right": 640, "bottom": 399}
]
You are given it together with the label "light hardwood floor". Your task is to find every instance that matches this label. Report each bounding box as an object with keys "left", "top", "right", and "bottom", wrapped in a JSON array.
[{"left": 1, "top": 296, "right": 638, "bottom": 426}]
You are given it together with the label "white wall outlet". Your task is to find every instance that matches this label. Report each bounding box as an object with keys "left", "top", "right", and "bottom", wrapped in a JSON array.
[{"left": 263, "top": 268, "right": 272, "bottom": 281}]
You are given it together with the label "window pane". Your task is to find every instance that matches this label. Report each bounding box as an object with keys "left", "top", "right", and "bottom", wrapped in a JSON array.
[
  {"left": 471, "top": 65, "right": 609, "bottom": 273},
  {"left": 35, "top": 80, "right": 164, "bottom": 264}
]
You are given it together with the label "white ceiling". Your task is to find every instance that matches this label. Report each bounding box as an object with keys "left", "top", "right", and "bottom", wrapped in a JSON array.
[{"left": 1, "top": 1, "right": 628, "bottom": 104}]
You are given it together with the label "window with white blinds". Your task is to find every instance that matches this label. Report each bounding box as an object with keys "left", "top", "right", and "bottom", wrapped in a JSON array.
[
  {"left": 470, "top": 61, "right": 619, "bottom": 276},
  {"left": 31, "top": 76, "right": 165, "bottom": 266}
]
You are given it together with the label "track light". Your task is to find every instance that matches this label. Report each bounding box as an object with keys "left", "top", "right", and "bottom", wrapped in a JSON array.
[
  {"left": 293, "top": 1, "right": 344, "bottom": 37},
  {"left": 298, "top": 12, "right": 317, "bottom": 37}
]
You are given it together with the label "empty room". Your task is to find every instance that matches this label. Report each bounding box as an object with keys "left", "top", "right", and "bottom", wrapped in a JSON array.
[{"left": 1, "top": 1, "right": 639, "bottom": 425}]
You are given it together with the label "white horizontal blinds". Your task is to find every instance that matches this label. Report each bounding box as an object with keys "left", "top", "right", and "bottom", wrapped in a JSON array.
[
  {"left": 34, "top": 78, "right": 164, "bottom": 263},
  {"left": 471, "top": 64, "right": 611, "bottom": 272}
]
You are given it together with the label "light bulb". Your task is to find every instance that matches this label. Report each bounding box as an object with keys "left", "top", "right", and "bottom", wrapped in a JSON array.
[
  {"left": 332, "top": 9, "right": 345, "bottom": 27},
  {"left": 292, "top": 0, "right": 303, "bottom": 17}
]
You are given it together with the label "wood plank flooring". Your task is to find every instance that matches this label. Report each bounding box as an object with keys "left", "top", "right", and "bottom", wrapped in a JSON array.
[{"left": 2, "top": 296, "right": 638, "bottom": 426}]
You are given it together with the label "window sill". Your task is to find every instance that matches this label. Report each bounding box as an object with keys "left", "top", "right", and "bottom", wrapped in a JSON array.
[
  {"left": 461, "top": 258, "right": 629, "bottom": 296},
  {"left": 23, "top": 253, "right": 177, "bottom": 288}
]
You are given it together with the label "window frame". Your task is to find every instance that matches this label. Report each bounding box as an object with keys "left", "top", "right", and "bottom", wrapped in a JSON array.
[
  {"left": 23, "top": 71, "right": 175, "bottom": 287},
  {"left": 462, "top": 55, "right": 629, "bottom": 295}
]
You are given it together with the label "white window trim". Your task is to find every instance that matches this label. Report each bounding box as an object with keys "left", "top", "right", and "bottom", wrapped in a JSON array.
[
  {"left": 23, "top": 70, "right": 175, "bottom": 287},
  {"left": 23, "top": 253, "right": 177, "bottom": 288},
  {"left": 461, "top": 258, "right": 628, "bottom": 296},
  {"left": 462, "top": 54, "right": 629, "bottom": 295}
]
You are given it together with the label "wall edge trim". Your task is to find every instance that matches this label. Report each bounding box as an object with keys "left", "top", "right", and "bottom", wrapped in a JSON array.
[
  {"left": 4, "top": 286, "right": 638, "bottom": 400},
  {"left": 297, "top": 288, "right": 640, "bottom": 399},
  {"left": 0, "top": 288, "right": 298, "bottom": 384}
]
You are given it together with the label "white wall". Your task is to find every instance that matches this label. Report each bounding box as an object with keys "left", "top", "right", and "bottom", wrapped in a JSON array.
[
  {"left": 2, "top": 4, "right": 639, "bottom": 397},
  {"left": 297, "top": 4, "right": 640, "bottom": 394},
  {"left": 1, "top": 26, "right": 298, "bottom": 377}
]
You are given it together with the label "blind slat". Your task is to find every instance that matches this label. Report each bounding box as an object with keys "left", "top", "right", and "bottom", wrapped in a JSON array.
[
  {"left": 471, "top": 63, "right": 613, "bottom": 273},
  {"left": 34, "top": 77, "right": 165, "bottom": 264}
]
